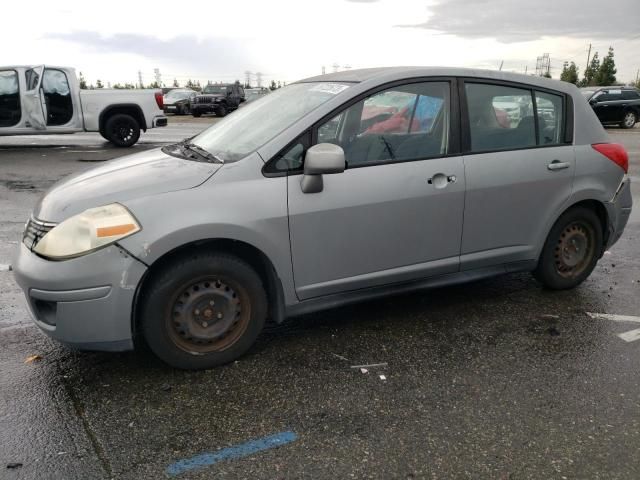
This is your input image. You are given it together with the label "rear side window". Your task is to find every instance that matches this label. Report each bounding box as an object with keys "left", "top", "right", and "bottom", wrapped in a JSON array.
[
  {"left": 465, "top": 83, "right": 535, "bottom": 152},
  {"left": 535, "top": 91, "right": 564, "bottom": 145},
  {"left": 622, "top": 90, "right": 640, "bottom": 100},
  {"left": 0, "top": 70, "right": 20, "bottom": 127}
]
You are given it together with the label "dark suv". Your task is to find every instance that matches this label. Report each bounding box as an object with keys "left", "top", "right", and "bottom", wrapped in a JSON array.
[
  {"left": 192, "top": 83, "right": 245, "bottom": 117},
  {"left": 581, "top": 86, "right": 640, "bottom": 129}
]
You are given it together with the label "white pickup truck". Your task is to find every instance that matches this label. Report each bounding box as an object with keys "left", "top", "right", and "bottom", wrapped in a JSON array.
[{"left": 0, "top": 65, "right": 167, "bottom": 147}]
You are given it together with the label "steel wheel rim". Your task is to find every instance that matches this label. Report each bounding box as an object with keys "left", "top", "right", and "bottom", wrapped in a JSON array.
[
  {"left": 166, "top": 276, "right": 251, "bottom": 354},
  {"left": 624, "top": 112, "right": 635, "bottom": 127},
  {"left": 554, "top": 222, "right": 595, "bottom": 278}
]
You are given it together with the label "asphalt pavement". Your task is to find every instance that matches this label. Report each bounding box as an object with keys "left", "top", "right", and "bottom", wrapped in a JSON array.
[{"left": 1, "top": 119, "right": 639, "bottom": 479}]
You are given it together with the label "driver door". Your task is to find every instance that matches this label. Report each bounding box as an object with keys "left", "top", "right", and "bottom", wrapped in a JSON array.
[{"left": 22, "top": 66, "right": 47, "bottom": 130}]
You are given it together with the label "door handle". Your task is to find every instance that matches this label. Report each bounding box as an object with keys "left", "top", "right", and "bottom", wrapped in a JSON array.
[
  {"left": 427, "top": 173, "right": 456, "bottom": 188},
  {"left": 547, "top": 160, "right": 570, "bottom": 171}
]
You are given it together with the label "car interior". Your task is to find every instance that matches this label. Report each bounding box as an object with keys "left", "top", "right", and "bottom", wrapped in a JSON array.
[{"left": 0, "top": 70, "right": 21, "bottom": 127}]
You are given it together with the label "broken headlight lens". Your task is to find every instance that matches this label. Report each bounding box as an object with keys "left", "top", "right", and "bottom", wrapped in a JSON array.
[{"left": 34, "top": 203, "right": 141, "bottom": 260}]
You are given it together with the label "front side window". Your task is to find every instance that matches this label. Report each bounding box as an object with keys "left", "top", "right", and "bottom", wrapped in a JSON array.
[
  {"left": 42, "top": 69, "right": 73, "bottom": 126},
  {"left": 535, "top": 91, "right": 563, "bottom": 145},
  {"left": 316, "top": 82, "right": 450, "bottom": 167},
  {"left": 0, "top": 70, "right": 20, "bottom": 127},
  {"left": 465, "top": 83, "right": 535, "bottom": 152}
]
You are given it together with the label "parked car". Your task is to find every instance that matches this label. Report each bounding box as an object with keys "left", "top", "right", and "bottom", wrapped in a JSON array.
[
  {"left": 0, "top": 65, "right": 167, "bottom": 147},
  {"left": 243, "top": 87, "right": 269, "bottom": 104},
  {"left": 14, "top": 67, "right": 632, "bottom": 369},
  {"left": 581, "top": 86, "right": 640, "bottom": 129},
  {"left": 191, "top": 83, "right": 245, "bottom": 117},
  {"left": 163, "top": 88, "right": 197, "bottom": 115}
]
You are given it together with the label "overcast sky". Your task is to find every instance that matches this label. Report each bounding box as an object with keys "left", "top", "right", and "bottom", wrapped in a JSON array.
[{"left": 3, "top": 0, "right": 639, "bottom": 87}]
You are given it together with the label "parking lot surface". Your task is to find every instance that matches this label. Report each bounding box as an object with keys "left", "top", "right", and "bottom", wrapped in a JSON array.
[{"left": 1, "top": 120, "right": 639, "bottom": 479}]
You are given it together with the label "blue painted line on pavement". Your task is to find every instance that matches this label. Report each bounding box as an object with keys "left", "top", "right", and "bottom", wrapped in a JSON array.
[{"left": 166, "top": 430, "right": 298, "bottom": 477}]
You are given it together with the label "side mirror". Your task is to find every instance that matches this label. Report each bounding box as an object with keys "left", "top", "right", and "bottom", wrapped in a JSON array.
[
  {"left": 589, "top": 99, "right": 597, "bottom": 106},
  {"left": 300, "top": 143, "right": 345, "bottom": 194}
]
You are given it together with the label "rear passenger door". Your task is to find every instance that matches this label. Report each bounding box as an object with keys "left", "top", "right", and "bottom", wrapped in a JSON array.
[{"left": 459, "top": 81, "right": 574, "bottom": 270}]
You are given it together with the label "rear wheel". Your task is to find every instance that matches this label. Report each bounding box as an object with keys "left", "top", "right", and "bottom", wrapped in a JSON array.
[
  {"left": 533, "top": 207, "right": 603, "bottom": 289},
  {"left": 140, "top": 253, "right": 267, "bottom": 370},
  {"left": 104, "top": 113, "right": 140, "bottom": 147},
  {"left": 621, "top": 111, "right": 637, "bottom": 129}
]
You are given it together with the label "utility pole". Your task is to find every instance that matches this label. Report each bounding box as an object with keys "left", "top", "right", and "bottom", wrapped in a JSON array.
[
  {"left": 322, "top": 65, "right": 326, "bottom": 75},
  {"left": 524, "top": 65, "right": 528, "bottom": 75},
  {"left": 498, "top": 60, "right": 504, "bottom": 71},
  {"left": 255, "top": 72, "right": 263, "bottom": 88},
  {"left": 244, "top": 70, "right": 252, "bottom": 87},
  {"left": 138, "top": 70, "right": 143, "bottom": 89},
  {"left": 153, "top": 68, "right": 161, "bottom": 87},
  {"left": 585, "top": 43, "right": 592, "bottom": 73}
]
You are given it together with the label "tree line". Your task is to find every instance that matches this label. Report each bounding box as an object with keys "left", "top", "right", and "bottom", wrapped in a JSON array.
[{"left": 559, "top": 46, "right": 623, "bottom": 87}]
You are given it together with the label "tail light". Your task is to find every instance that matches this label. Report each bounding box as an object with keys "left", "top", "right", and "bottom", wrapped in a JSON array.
[
  {"left": 592, "top": 143, "right": 628, "bottom": 173},
  {"left": 155, "top": 91, "right": 163, "bottom": 110}
]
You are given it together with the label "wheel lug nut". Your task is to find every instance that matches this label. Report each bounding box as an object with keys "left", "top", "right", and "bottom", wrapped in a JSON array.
[
  {"left": 202, "top": 321, "right": 208, "bottom": 327},
  {"left": 209, "top": 301, "right": 215, "bottom": 306},
  {"left": 217, "top": 313, "right": 223, "bottom": 319},
  {"left": 194, "top": 309, "right": 200, "bottom": 315}
]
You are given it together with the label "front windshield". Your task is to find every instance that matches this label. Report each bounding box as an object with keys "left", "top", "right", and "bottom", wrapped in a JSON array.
[
  {"left": 165, "top": 90, "right": 192, "bottom": 101},
  {"left": 192, "top": 82, "right": 351, "bottom": 162},
  {"left": 203, "top": 85, "right": 228, "bottom": 94}
]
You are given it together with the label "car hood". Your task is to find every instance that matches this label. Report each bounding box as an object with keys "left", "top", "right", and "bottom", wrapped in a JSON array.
[{"left": 33, "top": 148, "right": 222, "bottom": 223}]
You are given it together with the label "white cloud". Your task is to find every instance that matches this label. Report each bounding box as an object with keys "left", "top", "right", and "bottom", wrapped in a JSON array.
[{"left": 2, "top": 0, "right": 639, "bottom": 85}]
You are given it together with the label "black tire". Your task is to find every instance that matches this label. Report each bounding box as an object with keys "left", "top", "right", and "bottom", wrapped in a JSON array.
[
  {"left": 192, "top": 111, "right": 202, "bottom": 118},
  {"left": 140, "top": 253, "right": 267, "bottom": 370},
  {"left": 215, "top": 104, "right": 228, "bottom": 117},
  {"left": 103, "top": 113, "right": 140, "bottom": 147},
  {"left": 181, "top": 104, "right": 190, "bottom": 115},
  {"left": 621, "top": 111, "right": 637, "bottom": 129},
  {"left": 533, "top": 207, "right": 603, "bottom": 290}
]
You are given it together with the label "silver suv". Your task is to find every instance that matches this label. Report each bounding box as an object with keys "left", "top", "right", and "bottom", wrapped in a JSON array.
[{"left": 13, "top": 67, "right": 632, "bottom": 369}]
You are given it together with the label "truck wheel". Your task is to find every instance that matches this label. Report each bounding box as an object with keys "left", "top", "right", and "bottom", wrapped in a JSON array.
[
  {"left": 192, "top": 111, "right": 202, "bottom": 118},
  {"left": 181, "top": 104, "right": 191, "bottom": 115},
  {"left": 104, "top": 113, "right": 140, "bottom": 147},
  {"left": 621, "top": 111, "right": 637, "bottom": 129},
  {"left": 215, "top": 104, "right": 228, "bottom": 117},
  {"left": 140, "top": 252, "right": 267, "bottom": 370},
  {"left": 533, "top": 207, "right": 602, "bottom": 290}
]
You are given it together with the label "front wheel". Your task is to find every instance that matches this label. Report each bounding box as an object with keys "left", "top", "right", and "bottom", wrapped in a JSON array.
[
  {"left": 104, "top": 113, "right": 140, "bottom": 147},
  {"left": 215, "top": 104, "right": 228, "bottom": 117},
  {"left": 140, "top": 253, "right": 267, "bottom": 370},
  {"left": 192, "top": 111, "right": 202, "bottom": 118},
  {"left": 621, "top": 111, "right": 637, "bottom": 129},
  {"left": 533, "top": 207, "right": 603, "bottom": 290}
]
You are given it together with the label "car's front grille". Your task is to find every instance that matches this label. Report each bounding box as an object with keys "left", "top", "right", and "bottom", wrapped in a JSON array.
[
  {"left": 23, "top": 217, "right": 56, "bottom": 251},
  {"left": 195, "top": 96, "right": 212, "bottom": 104}
]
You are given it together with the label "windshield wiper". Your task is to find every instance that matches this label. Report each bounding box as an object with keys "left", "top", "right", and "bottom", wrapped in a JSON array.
[{"left": 181, "top": 142, "right": 224, "bottom": 164}]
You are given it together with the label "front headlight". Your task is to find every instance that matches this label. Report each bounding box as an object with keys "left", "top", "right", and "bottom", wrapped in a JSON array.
[{"left": 34, "top": 203, "right": 141, "bottom": 260}]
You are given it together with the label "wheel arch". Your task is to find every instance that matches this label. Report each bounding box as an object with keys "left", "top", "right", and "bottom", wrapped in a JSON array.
[
  {"left": 99, "top": 104, "right": 147, "bottom": 133},
  {"left": 131, "top": 238, "right": 286, "bottom": 341}
]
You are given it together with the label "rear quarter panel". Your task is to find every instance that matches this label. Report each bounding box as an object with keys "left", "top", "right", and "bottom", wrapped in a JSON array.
[{"left": 79, "top": 89, "right": 164, "bottom": 131}]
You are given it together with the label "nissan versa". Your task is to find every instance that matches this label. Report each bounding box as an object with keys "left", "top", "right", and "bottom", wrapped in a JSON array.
[{"left": 13, "top": 67, "right": 632, "bottom": 370}]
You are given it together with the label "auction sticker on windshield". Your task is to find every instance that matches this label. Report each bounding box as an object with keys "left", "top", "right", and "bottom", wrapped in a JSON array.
[{"left": 309, "top": 83, "right": 350, "bottom": 95}]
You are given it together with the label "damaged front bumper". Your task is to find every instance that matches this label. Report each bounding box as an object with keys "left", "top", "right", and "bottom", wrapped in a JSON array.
[{"left": 12, "top": 243, "right": 147, "bottom": 351}]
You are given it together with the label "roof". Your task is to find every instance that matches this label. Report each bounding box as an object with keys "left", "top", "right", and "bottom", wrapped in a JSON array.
[{"left": 297, "top": 66, "right": 578, "bottom": 94}]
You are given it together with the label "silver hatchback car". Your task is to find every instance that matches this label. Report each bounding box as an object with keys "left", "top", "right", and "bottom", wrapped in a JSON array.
[{"left": 14, "top": 67, "right": 632, "bottom": 369}]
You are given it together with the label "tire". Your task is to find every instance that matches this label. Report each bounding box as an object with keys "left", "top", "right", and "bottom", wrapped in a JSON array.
[
  {"left": 104, "top": 113, "right": 140, "bottom": 147},
  {"left": 215, "top": 104, "right": 228, "bottom": 117},
  {"left": 621, "top": 111, "right": 637, "bottom": 129},
  {"left": 192, "top": 111, "right": 202, "bottom": 118},
  {"left": 181, "top": 104, "right": 190, "bottom": 115},
  {"left": 140, "top": 253, "right": 267, "bottom": 370},
  {"left": 533, "top": 207, "right": 603, "bottom": 290}
]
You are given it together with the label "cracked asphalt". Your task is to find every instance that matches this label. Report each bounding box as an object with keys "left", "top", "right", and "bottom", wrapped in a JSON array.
[{"left": 1, "top": 119, "right": 639, "bottom": 479}]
